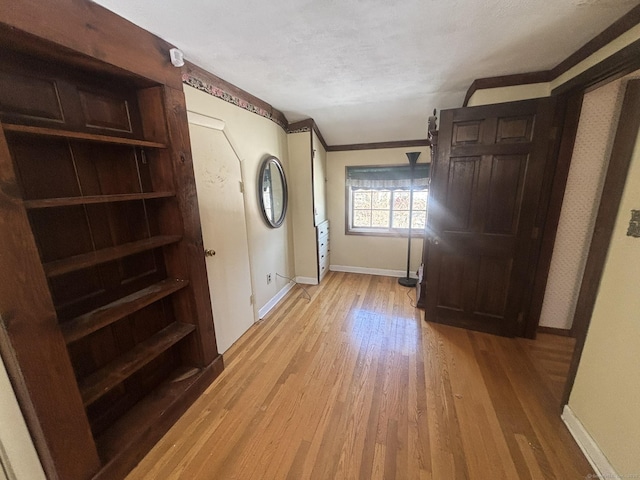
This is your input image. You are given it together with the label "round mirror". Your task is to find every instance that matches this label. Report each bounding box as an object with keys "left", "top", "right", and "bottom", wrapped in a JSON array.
[{"left": 258, "top": 155, "right": 288, "bottom": 228}]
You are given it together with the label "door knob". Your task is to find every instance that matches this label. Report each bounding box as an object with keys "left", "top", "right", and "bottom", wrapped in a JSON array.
[{"left": 204, "top": 249, "right": 216, "bottom": 257}]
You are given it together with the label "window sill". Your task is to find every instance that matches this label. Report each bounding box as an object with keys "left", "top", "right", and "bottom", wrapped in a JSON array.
[{"left": 346, "top": 228, "right": 425, "bottom": 238}]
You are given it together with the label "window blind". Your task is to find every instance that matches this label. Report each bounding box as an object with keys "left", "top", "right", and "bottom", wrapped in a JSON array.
[{"left": 346, "top": 164, "right": 430, "bottom": 189}]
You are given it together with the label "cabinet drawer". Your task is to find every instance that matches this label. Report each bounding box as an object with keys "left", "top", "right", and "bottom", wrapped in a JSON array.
[
  {"left": 318, "top": 242, "right": 329, "bottom": 265},
  {"left": 317, "top": 221, "right": 329, "bottom": 239},
  {"left": 319, "top": 255, "right": 329, "bottom": 281},
  {"left": 317, "top": 235, "right": 329, "bottom": 252}
]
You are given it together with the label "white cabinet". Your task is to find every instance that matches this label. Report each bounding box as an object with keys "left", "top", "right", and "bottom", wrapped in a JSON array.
[{"left": 317, "top": 220, "right": 330, "bottom": 282}]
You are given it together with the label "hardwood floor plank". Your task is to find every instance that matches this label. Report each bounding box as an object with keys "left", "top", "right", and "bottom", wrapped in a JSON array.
[
  {"left": 126, "top": 272, "right": 593, "bottom": 480},
  {"left": 441, "top": 326, "right": 518, "bottom": 480}
]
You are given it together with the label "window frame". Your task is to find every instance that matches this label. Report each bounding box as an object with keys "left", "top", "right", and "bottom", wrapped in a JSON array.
[{"left": 344, "top": 165, "right": 429, "bottom": 238}]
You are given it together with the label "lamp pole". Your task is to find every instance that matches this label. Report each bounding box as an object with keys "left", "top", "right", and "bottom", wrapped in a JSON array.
[{"left": 398, "top": 152, "right": 421, "bottom": 287}]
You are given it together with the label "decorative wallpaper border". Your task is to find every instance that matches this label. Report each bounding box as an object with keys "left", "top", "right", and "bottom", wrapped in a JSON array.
[
  {"left": 182, "top": 71, "right": 288, "bottom": 130},
  {"left": 181, "top": 65, "right": 418, "bottom": 152},
  {"left": 287, "top": 127, "right": 311, "bottom": 134}
]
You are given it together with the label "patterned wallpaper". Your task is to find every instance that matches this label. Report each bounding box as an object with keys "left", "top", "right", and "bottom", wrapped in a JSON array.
[{"left": 539, "top": 73, "right": 639, "bottom": 329}]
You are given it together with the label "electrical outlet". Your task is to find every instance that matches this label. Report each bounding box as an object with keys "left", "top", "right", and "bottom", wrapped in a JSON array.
[{"left": 267, "top": 273, "right": 272, "bottom": 284}]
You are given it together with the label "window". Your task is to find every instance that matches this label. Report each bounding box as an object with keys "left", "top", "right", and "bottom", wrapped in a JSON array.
[{"left": 346, "top": 164, "right": 430, "bottom": 236}]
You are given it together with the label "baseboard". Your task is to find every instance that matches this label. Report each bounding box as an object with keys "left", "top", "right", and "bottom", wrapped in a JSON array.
[
  {"left": 330, "top": 264, "right": 418, "bottom": 278},
  {"left": 561, "top": 405, "right": 618, "bottom": 478},
  {"left": 537, "top": 326, "right": 574, "bottom": 337},
  {"left": 258, "top": 281, "right": 295, "bottom": 319},
  {"left": 295, "top": 276, "right": 318, "bottom": 285}
]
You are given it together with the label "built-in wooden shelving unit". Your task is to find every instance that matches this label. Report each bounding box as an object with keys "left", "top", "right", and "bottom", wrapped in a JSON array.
[{"left": 0, "top": 25, "right": 223, "bottom": 480}]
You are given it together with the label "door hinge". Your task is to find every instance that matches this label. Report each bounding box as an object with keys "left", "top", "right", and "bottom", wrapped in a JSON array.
[
  {"left": 239, "top": 181, "right": 244, "bottom": 193},
  {"left": 250, "top": 294, "right": 254, "bottom": 305}
]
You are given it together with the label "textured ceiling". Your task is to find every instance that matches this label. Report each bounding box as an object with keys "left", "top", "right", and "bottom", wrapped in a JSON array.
[{"left": 93, "top": 0, "right": 637, "bottom": 145}]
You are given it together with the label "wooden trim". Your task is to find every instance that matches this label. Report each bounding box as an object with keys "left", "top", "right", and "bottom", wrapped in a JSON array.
[
  {"left": 463, "top": 5, "right": 640, "bottom": 106},
  {"left": 463, "top": 71, "right": 552, "bottom": 107},
  {"left": 288, "top": 118, "right": 329, "bottom": 151},
  {"left": 252, "top": 94, "right": 429, "bottom": 149},
  {"left": 327, "top": 139, "right": 430, "bottom": 152},
  {"left": 182, "top": 61, "right": 289, "bottom": 130},
  {"left": 525, "top": 92, "right": 584, "bottom": 338},
  {"left": 561, "top": 79, "right": 640, "bottom": 407},
  {"left": 537, "top": 326, "right": 574, "bottom": 337},
  {"left": 288, "top": 118, "right": 314, "bottom": 132},
  {"left": 551, "top": 38, "right": 640, "bottom": 96},
  {"left": 0, "top": 0, "right": 181, "bottom": 89},
  {"left": 161, "top": 85, "right": 221, "bottom": 367},
  {"left": 311, "top": 122, "right": 329, "bottom": 151},
  {"left": 550, "top": 4, "right": 640, "bottom": 79}
]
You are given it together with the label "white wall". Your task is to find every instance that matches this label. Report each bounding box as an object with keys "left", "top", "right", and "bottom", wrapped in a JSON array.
[
  {"left": 467, "top": 83, "right": 550, "bottom": 107},
  {"left": 326, "top": 147, "right": 430, "bottom": 277},
  {"left": 568, "top": 77, "right": 640, "bottom": 476},
  {"left": 0, "top": 354, "right": 46, "bottom": 480},
  {"left": 288, "top": 131, "right": 318, "bottom": 282},
  {"left": 184, "top": 86, "right": 295, "bottom": 312}
]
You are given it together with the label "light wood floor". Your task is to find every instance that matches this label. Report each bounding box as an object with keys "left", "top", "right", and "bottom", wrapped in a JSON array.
[{"left": 127, "top": 272, "right": 592, "bottom": 479}]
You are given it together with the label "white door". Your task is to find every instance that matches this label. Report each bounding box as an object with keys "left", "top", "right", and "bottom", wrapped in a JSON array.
[{"left": 188, "top": 119, "right": 255, "bottom": 354}]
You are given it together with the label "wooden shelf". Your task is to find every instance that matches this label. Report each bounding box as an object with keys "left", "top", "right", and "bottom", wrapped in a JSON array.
[
  {"left": 94, "top": 359, "right": 223, "bottom": 477},
  {"left": 2, "top": 123, "right": 167, "bottom": 148},
  {"left": 43, "top": 235, "right": 182, "bottom": 277},
  {"left": 79, "top": 322, "right": 196, "bottom": 406},
  {"left": 61, "top": 278, "right": 189, "bottom": 344},
  {"left": 24, "top": 191, "right": 175, "bottom": 209}
]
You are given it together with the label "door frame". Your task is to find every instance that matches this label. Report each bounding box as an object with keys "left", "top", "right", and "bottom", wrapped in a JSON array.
[
  {"left": 520, "top": 39, "right": 640, "bottom": 407},
  {"left": 523, "top": 38, "right": 640, "bottom": 339},
  {"left": 560, "top": 79, "right": 640, "bottom": 406},
  {"left": 523, "top": 91, "right": 584, "bottom": 338}
]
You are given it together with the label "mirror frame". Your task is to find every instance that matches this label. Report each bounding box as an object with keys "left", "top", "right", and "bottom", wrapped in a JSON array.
[{"left": 258, "top": 155, "right": 288, "bottom": 228}]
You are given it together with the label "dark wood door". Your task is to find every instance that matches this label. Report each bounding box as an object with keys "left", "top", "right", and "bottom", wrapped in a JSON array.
[{"left": 425, "top": 98, "right": 557, "bottom": 336}]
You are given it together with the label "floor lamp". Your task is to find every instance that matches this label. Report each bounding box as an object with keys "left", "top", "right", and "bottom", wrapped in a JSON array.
[{"left": 398, "top": 151, "right": 421, "bottom": 287}]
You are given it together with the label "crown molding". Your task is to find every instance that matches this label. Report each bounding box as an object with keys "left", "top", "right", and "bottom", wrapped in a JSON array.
[
  {"left": 326, "top": 139, "right": 430, "bottom": 152},
  {"left": 463, "top": 4, "right": 640, "bottom": 106},
  {"left": 287, "top": 118, "right": 329, "bottom": 151},
  {"left": 550, "top": 4, "right": 640, "bottom": 79}
]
